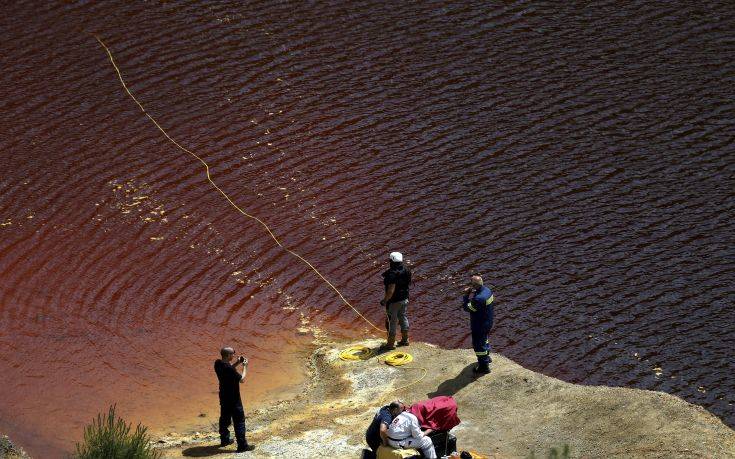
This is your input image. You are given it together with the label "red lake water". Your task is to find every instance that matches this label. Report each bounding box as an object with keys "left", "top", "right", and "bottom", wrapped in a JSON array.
[{"left": 1, "top": 1, "right": 733, "bottom": 456}]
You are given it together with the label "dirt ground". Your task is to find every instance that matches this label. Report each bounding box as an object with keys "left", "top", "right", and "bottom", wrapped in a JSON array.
[{"left": 156, "top": 340, "right": 735, "bottom": 458}]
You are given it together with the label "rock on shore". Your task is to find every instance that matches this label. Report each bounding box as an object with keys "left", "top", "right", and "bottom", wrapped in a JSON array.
[{"left": 157, "top": 340, "right": 735, "bottom": 458}]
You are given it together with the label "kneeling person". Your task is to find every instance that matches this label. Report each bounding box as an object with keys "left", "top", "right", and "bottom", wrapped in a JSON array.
[
  {"left": 387, "top": 411, "right": 437, "bottom": 459},
  {"left": 365, "top": 401, "right": 404, "bottom": 452}
]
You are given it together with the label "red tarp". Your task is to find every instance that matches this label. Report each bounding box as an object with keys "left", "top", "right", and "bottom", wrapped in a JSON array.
[{"left": 408, "top": 396, "right": 461, "bottom": 431}]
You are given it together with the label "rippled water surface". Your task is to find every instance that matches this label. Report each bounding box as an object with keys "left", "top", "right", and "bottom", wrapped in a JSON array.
[{"left": 1, "top": 1, "right": 734, "bottom": 456}]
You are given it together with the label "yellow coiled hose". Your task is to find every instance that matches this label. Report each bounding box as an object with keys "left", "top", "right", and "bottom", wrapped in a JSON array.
[
  {"left": 339, "top": 346, "right": 426, "bottom": 392},
  {"left": 383, "top": 351, "right": 413, "bottom": 366},
  {"left": 338, "top": 345, "right": 375, "bottom": 361},
  {"left": 96, "top": 36, "right": 427, "bottom": 394}
]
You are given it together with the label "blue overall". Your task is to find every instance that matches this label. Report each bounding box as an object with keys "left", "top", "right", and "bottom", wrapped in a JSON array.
[{"left": 463, "top": 286, "right": 494, "bottom": 368}]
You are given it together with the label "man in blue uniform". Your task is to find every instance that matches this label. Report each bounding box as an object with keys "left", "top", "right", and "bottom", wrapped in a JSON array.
[
  {"left": 462, "top": 275, "right": 494, "bottom": 374},
  {"left": 365, "top": 400, "right": 405, "bottom": 453}
]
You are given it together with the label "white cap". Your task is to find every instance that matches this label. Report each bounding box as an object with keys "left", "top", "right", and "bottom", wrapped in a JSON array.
[{"left": 389, "top": 252, "right": 403, "bottom": 262}]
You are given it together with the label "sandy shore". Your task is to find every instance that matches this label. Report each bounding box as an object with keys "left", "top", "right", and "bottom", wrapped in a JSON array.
[{"left": 152, "top": 339, "right": 735, "bottom": 458}]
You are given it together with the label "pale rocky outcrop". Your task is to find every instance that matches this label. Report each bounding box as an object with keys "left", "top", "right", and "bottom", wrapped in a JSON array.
[{"left": 157, "top": 340, "right": 735, "bottom": 458}]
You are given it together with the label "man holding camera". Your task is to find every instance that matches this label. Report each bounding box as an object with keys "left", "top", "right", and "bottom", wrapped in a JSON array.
[{"left": 214, "top": 347, "right": 254, "bottom": 452}]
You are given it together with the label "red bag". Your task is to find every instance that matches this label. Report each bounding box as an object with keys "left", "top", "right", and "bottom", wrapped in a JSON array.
[{"left": 408, "top": 396, "right": 460, "bottom": 431}]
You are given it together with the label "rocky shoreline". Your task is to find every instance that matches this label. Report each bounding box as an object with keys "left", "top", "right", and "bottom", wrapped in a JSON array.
[{"left": 152, "top": 339, "right": 735, "bottom": 458}]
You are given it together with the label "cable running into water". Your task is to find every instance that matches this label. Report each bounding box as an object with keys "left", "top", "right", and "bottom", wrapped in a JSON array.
[{"left": 94, "top": 36, "right": 383, "bottom": 333}]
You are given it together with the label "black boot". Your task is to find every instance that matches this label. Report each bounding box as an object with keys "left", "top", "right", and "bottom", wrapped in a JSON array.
[
  {"left": 397, "top": 330, "right": 409, "bottom": 346},
  {"left": 473, "top": 363, "right": 491, "bottom": 374},
  {"left": 381, "top": 333, "right": 396, "bottom": 350}
]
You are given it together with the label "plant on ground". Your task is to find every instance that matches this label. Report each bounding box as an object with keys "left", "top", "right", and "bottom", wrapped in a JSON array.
[
  {"left": 0, "top": 434, "right": 28, "bottom": 458},
  {"left": 74, "top": 405, "right": 161, "bottom": 459}
]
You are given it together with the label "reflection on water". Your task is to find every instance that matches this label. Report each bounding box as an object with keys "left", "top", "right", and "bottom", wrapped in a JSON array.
[{"left": 1, "top": 1, "right": 733, "bottom": 456}]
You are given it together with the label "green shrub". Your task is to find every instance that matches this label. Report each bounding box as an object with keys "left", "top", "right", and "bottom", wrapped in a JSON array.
[
  {"left": 1, "top": 434, "right": 29, "bottom": 458},
  {"left": 74, "top": 405, "right": 161, "bottom": 459}
]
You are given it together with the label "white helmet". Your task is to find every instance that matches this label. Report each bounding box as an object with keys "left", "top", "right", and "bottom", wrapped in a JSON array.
[{"left": 389, "top": 252, "right": 403, "bottom": 262}]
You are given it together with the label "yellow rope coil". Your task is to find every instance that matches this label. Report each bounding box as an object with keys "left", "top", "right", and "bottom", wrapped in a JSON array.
[
  {"left": 94, "top": 36, "right": 382, "bottom": 333},
  {"left": 337, "top": 346, "right": 427, "bottom": 392},
  {"left": 338, "top": 345, "right": 375, "bottom": 361},
  {"left": 383, "top": 352, "right": 413, "bottom": 366}
]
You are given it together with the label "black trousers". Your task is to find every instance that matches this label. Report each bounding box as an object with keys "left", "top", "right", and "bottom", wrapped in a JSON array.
[
  {"left": 219, "top": 403, "right": 247, "bottom": 447},
  {"left": 366, "top": 434, "right": 381, "bottom": 452}
]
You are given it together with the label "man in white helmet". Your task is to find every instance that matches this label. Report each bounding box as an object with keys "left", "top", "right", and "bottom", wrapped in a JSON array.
[{"left": 380, "top": 251, "right": 412, "bottom": 349}]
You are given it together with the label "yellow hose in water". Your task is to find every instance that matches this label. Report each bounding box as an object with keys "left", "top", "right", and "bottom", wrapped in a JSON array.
[
  {"left": 94, "top": 35, "right": 384, "bottom": 334},
  {"left": 96, "top": 35, "right": 428, "bottom": 395}
]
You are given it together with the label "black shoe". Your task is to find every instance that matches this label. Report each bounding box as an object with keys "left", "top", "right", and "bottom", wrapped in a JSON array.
[
  {"left": 473, "top": 364, "right": 491, "bottom": 374},
  {"left": 220, "top": 439, "right": 234, "bottom": 447},
  {"left": 236, "top": 444, "right": 255, "bottom": 452},
  {"left": 397, "top": 340, "right": 409, "bottom": 347}
]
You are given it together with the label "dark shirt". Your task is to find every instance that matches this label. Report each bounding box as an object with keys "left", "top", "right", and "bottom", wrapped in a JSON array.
[
  {"left": 214, "top": 359, "right": 242, "bottom": 406},
  {"left": 382, "top": 264, "right": 412, "bottom": 302},
  {"left": 365, "top": 406, "right": 393, "bottom": 449}
]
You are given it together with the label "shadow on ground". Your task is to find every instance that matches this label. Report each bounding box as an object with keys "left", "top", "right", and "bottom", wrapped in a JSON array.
[
  {"left": 181, "top": 444, "right": 232, "bottom": 457},
  {"left": 427, "top": 363, "right": 478, "bottom": 398}
]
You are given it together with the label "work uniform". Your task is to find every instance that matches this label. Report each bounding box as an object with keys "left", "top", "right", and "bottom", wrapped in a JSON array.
[
  {"left": 462, "top": 285, "right": 494, "bottom": 370},
  {"left": 365, "top": 405, "right": 394, "bottom": 452},
  {"left": 382, "top": 262, "right": 412, "bottom": 340},
  {"left": 214, "top": 360, "right": 248, "bottom": 449},
  {"left": 386, "top": 412, "right": 437, "bottom": 459}
]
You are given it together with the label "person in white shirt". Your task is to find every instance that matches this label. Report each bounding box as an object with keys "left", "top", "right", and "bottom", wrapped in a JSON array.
[{"left": 386, "top": 411, "right": 437, "bottom": 458}]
